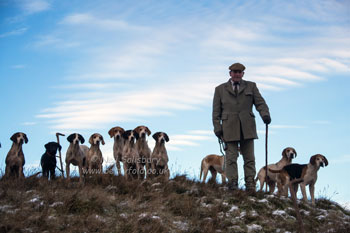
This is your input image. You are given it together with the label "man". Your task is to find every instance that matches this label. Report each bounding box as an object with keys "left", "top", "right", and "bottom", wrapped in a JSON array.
[{"left": 212, "top": 62, "right": 271, "bottom": 193}]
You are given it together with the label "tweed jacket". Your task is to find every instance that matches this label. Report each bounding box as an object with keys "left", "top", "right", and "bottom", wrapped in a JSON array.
[{"left": 212, "top": 79, "right": 270, "bottom": 142}]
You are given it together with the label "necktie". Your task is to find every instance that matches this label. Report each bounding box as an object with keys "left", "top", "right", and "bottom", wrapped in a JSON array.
[{"left": 234, "top": 82, "right": 239, "bottom": 95}]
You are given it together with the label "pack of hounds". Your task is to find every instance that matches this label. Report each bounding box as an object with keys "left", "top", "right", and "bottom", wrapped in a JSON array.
[
  {"left": 200, "top": 147, "right": 328, "bottom": 205},
  {"left": 1, "top": 126, "right": 170, "bottom": 183},
  {"left": 1, "top": 130, "right": 328, "bottom": 205}
]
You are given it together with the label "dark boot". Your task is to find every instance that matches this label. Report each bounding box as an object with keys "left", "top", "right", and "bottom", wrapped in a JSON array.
[{"left": 227, "top": 181, "right": 238, "bottom": 191}]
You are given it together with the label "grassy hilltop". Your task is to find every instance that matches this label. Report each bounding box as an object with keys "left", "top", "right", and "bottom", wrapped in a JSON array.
[{"left": 0, "top": 174, "right": 349, "bottom": 233}]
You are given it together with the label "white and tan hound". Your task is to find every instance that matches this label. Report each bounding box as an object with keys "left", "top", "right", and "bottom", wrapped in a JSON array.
[
  {"left": 151, "top": 132, "right": 170, "bottom": 180},
  {"left": 134, "top": 125, "right": 152, "bottom": 178},
  {"left": 269, "top": 154, "right": 328, "bottom": 205},
  {"left": 65, "top": 133, "right": 88, "bottom": 183},
  {"left": 108, "top": 126, "right": 125, "bottom": 176},
  {"left": 86, "top": 133, "right": 105, "bottom": 175},
  {"left": 122, "top": 130, "right": 142, "bottom": 179},
  {"left": 255, "top": 147, "right": 297, "bottom": 192},
  {"left": 200, "top": 154, "right": 226, "bottom": 183},
  {"left": 5, "top": 132, "right": 28, "bottom": 178}
]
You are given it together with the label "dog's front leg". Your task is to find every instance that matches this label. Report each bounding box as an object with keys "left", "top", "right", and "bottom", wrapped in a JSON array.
[
  {"left": 66, "top": 163, "right": 71, "bottom": 181},
  {"left": 309, "top": 184, "right": 315, "bottom": 205},
  {"left": 123, "top": 163, "right": 129, "bottom": 179},
  {"left": 78, "top": 165, "right": 84, "bottom": 183},
  {"left": 19, "top": 165, "right": 24, "bottom": 178},
  {"left": 164, "top": 166, "right": 170, "bottom": 180}
]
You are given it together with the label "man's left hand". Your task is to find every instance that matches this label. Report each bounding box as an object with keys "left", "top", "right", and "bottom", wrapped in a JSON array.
[{"left": 263, "top": 115, "right": 271, "bottom": 125}]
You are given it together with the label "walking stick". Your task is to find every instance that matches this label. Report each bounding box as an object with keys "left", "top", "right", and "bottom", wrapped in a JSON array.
[
  {"left": 56, "top": 132, "right": 65, "bottom": 178},
  {"left": 265, "top": 123, "right": 268, "bottom": 193}
]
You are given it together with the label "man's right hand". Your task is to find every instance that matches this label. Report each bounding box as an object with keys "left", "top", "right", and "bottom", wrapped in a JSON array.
[{"left": 215, "top": 130, "right": 223, "bottom": 138}]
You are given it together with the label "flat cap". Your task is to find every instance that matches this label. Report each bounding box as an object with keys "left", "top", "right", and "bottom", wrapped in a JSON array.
[{"left": 229, "top": 63, "right": 246, "bottom": 71}]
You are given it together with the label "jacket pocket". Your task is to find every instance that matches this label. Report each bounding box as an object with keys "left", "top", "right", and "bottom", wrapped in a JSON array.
[{"left": 245, "top": 91, "right": 253, "bottom": 96}]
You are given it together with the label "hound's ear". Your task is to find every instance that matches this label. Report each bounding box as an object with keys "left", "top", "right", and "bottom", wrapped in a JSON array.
[
  {"left": 10, "top": 133, "right": 18, "bottom": 142},
  {"left": 153, "top": 132, "right": 160, "bottom": 141},
  {"left": 146, "top": 127, "right": 151, "bottom": 136},
  {"left": 133, "top": 126, "right": 140, "bottom": 133},
  {"left": 164, "top": 133, "right": 169, "bottom": 142},
  {"left": 294, "top": 150, "right": 297, "bottom": 158},
  {"left": 282, "top": 148, "right": 287, "bottom": 157},
  {"left": 23, "top": 133, "right": 28, "bottom": 144},
  {"left": 89, "top": 134, "right": 94, "bottom": 145},
  {"left": 134, "top": 132, "right": 139, "bottom": 140},
  {"left": 108, "top": 128, "right": 115, "bottom": 138},
  {"left": 78, "top": 134, "right": 85, "bottom": 144},
  {"left": 67, "top": 134, "right": 75, "bottom": 143},
  {"left": 123, "top": 130, "right": 131, "bottom": 139},
  {"left": 323, "top": 156, "right": 329, "bottom": 166},
  {"left": 310, "top": 155, "right": 317, "bottom": 165},
  {"left": 101, "top": 135, "right": 105, "bottom": 145}
]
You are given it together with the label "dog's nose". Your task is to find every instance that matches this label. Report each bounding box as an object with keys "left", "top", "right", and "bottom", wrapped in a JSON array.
[{"left": 320, "top": 162, "right": 324, "bottom": 167}]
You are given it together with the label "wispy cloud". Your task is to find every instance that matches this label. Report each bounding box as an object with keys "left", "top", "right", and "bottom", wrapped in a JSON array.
[
  {"left": 0, "top": 28, "right": 27, "bottom": 38},
  {"left": 22, "top": 122, "right": 37, "bottom": 126},
  {"left": 11, "top": 64, "right": 26, "bottom": 69},
  {"left": 60, "top": 13, "right": 148, "bottom": 31},
  {"left": 20, "top": 0, "right": 50, "bottom": 14},
  {"left": 332, "top": 155, "right": 350, "bottom": 164}
]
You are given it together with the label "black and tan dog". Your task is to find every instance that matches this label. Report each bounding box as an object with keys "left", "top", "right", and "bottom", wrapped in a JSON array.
[
  {"left": 5, "top": 132, "right": 28, "bottom": 178},
  {"left": 41, "top": 142, "right": 62, "bottom": 180},
  {"left": 255, "top": 147, "right": 297, "bottom": 192},
  {"left": 269, "top": 154, "right": 328, "bottom": 205}
]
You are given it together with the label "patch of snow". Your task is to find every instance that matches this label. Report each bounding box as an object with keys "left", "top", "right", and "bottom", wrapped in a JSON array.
[
  {"left": 250, "top": 210, "right": 258, "bottom": 217},
  {"left": 222, "top": 201, "right": 229, "bottom": 206},
  {"left": 119, "top": 213, "right": 127, "bottom": 218},
  {"left": 273, "top": 210, "right": 287, "bottom": 216},
  {"left": 50, "top": 202, "right": 63, "bottom": 207},
  {"left": 228, "top": 205, "right": 239, "bottom": 212},
  {"left": 138, "top": 213, "right": 148, "bottom": 219},
  {"left": 173, "top": 220, "right": 189, "bottom": 231},
  {"left": 29, "top": 197, "right": 40, "bottom": 203},
  {"left": 258, "top": 198, "right": 269, "bottom": 203},
  {"left": 247, "top": 224, "right": 262, "bottom": 233},
  {"left": 151, "top": 182, "right": 161, "bottom": 187}
]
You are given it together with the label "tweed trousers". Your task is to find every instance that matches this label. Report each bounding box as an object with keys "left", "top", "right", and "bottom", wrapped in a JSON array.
[{"left": 224, "top": 139, "right": 256, "bottom": 187}]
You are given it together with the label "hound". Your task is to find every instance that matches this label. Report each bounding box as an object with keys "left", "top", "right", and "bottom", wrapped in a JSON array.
[
  {"left": 134, "top": 125, "right": 152, "bottom": 178},
  {"left": 41, "top": 142, "right": 62, "bottom": 180},
  {"left": 65, "top": 133, "right": 88, "bottom": 183},
  {"left": 151, "top": 132, "right": 170, "bottom": 180},
  {"left": 269, "top": 154, "right": 328, "bottom": 205},
  {"left": 255, "top": 147, "right": 297, "bottom": 193},
  {"left": 86, "top": 133, "right": 105, "bottom": 175},
  {"left": 200, "top": 154, "right": 226, "bottom": 183},
  {"left": 5, "top": 132, "right": 28, "bottom": 178},
  {"left": 122, "top": 130, "right": 142, "bottom": 179},
  {"left": 108, "top": 126, "right": 125, "bottom": 175}
]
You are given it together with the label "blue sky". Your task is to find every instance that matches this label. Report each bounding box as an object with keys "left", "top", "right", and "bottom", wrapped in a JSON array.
[{"left": 1, "top": 0, "right": 349, "bottom": 207}]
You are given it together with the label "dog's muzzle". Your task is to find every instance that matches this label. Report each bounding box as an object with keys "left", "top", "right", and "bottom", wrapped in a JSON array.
[{"left": 320, "top": 162, "right": 325, "bottom": 167}]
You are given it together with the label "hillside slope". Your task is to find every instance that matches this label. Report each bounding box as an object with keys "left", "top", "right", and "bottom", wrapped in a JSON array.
[{"left": 0, "top": 174, "right": 349, "bottom": 233}]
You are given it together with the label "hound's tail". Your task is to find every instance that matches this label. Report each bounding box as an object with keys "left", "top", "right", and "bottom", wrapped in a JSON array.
[
  {"left": 199, "top": 160, "right": 204, "bottom": 181},
  {"left": 268, "top": 168, "right": 283, "bottom": 173}
]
